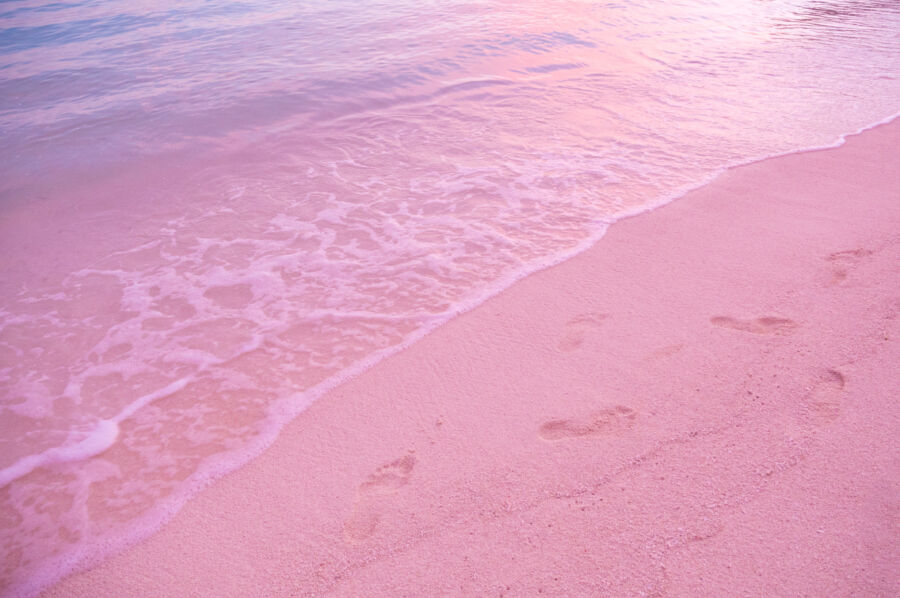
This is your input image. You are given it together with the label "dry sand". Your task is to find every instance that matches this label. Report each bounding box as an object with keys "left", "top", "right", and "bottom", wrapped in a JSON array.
[{"left": 43, "top": 120, "right": 900, "bottom": 597}]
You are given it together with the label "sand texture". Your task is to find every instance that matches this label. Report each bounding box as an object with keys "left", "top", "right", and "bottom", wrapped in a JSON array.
[{"left": 42, "top": 121, "right": 900, "bottom": 597}]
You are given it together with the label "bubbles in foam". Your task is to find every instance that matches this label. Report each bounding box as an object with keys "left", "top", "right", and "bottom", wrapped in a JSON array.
[{"left": 0, "top": 420, "right": 118, "bottom": 489}]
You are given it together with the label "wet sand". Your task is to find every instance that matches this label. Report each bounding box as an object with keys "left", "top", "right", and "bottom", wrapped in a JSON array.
[{"left": 43, "top": 120, "right": 900, "bottom": 597}]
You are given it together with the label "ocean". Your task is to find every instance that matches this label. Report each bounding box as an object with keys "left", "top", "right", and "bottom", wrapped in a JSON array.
[{"left": 1, "top": 0, "right": 898, "bottom": 595}]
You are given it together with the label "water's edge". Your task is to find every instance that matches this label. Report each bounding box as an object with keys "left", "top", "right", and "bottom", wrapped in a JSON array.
[{"left": 27, "top": 109, "right": 900, "bottom": 598}]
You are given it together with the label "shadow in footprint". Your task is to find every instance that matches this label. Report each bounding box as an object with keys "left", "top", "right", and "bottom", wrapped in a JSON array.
[
  {"left": 710, "top": 316, "right": 798, "bottom": 335},
  {"left": 825, "top": 248, "right": 873, "bottom": 285},
  {"left": 644, "top": 343, "right": 684, "bottom": 361},
  {"left": 539, "top": 406, "right": 636, "bottom": 441},
  {"left": 558, "top": 313, "right": 609, "bottom": 352},
  {"left": 803, "top": 369, "right": 844, "bottom": 427},
  {"left": 344, "top": 454, "right": 415, "bottom": 542}
]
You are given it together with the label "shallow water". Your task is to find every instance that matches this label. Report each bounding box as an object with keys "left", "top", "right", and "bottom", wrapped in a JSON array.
[{"left": 1, "top": 0, "right": 898, "bottom": 594}]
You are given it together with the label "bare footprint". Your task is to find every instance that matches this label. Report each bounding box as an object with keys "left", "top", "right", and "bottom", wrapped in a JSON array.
[
  {"left": 803, "top": 369, "right": 845, "bottom": 427},
  {"left": 558, "top": 313, "right": 609, "bottom": 352},
  {"left": 710, "top": 316, "right": 798, "bottom": 335},
  {"left": 344, "top": 454, "right": 415, "bottom": 542},
  {"left": 539, "top": 406, "right": 636, "bottom": 441},
  {"left": 644, "top": 343, "right": 684, "bottom": 361},
  {"left": 825, "top": 248, "right": 873, "bottom": 285},
  {"left": 358, "top": 454, "right": 415, "bottom": 494}
]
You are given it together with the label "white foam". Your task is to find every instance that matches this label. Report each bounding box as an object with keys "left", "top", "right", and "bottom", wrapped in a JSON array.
[{"left": 0, "top": 420, "right": 118, "bottom": 489}]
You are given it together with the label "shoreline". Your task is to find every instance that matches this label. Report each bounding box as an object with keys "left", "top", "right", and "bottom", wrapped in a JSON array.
[{"left": 41, "top": 119, "right": 900, "bottom": 597}]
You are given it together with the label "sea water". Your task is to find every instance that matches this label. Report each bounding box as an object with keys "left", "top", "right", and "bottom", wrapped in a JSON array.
[{"left": 1, "top": 0, "right": 898, "bottom": 595}]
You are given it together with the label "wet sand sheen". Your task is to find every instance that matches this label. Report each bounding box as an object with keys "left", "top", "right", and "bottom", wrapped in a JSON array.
[{"left": 43, "top": 121, "right": 900, "bottom": 596}]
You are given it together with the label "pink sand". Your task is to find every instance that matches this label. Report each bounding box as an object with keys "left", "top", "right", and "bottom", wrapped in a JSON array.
[{"left": 43, "top": 121, "right": 900, "bottom": 596}]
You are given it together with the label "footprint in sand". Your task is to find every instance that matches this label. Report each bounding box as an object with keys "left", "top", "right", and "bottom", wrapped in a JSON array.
[
  {"left": 803, "top": 369, "right": 845, "bottom": 427},
  {"left": 825, "top": 248, "right": 873, "bottom": 286},
  {"left": 644, "top": 343, "right": 684, "bottom": 361},
  {"left": 558, "top": 313, "right": 609, "bottom": 352},
  {"left": 343, "top": 454, "right": 415, "bottom": 542},
  {"left": 710, "top": 316, "right": 798, "bottom": 335},
  {"left": 539, "top": 406, "right": 636, "bottom": 441}
]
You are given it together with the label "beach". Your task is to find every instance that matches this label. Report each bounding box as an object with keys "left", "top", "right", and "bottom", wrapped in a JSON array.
[
  {"left": 40, "top": 119, "right": 900, "bottom": 597},
  {"left": 5, "top": 2, "right": 900, "bottom": 594}
]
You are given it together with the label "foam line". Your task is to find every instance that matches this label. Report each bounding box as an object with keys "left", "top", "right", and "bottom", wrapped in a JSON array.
[
  {"left": 0, "top": 336, "right": 264, "bottom": 491},
  {"left": 0, "top": 420, "right": 118, "bottom": 489}
]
